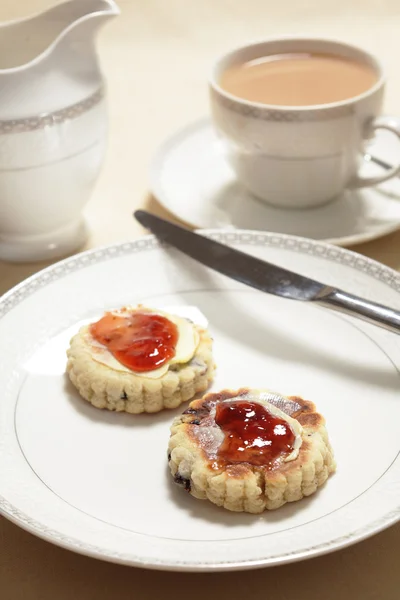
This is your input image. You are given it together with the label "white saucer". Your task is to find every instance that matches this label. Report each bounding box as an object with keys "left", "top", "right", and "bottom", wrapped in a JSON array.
[{"left": 150, "top": 118, "right": 400, "bottom": 246}]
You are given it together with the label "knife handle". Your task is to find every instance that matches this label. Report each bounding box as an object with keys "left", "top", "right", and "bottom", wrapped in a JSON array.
[{"left": 315, "top": 288, "right": 400, "bottom": 334}]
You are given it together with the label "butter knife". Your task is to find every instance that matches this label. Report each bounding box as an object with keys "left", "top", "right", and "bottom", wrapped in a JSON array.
[{"left": 134, "top": 210, "right": 400, "bottom": 334}]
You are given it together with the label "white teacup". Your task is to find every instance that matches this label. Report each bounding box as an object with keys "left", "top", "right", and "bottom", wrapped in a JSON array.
[{"left": 210, "top": 37, "right": 400, "bottom": 208}]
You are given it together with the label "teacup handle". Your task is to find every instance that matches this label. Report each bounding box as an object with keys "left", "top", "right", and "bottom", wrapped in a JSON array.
[{"left": 351, "top": 116, "right": 400, "bottom": 188}]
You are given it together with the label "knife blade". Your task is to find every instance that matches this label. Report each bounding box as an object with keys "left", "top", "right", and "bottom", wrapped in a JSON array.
[{"left": 134, "top": 210, "right": 400, "bottom": 334}]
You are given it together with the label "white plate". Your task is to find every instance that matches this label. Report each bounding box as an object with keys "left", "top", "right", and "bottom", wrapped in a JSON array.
[
  {"left": 150, "top": 119, "right": 400, "bottom": 246},
  {"left": 0, "top": 232, "right": 400, "bottom": 571}
]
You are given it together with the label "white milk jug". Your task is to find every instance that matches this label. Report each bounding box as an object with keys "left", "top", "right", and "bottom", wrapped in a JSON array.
[{"left": 0, "top": 0, "right": 119, "bottom": 262}]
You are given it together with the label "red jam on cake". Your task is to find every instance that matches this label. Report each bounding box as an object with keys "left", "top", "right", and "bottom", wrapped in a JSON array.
[{"left": 90, "top": 311, "right": 179, "bottom": 372}]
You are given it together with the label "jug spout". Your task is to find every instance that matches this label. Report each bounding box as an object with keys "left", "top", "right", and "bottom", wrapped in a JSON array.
[
  {"left": 0, "top": 0, "right": 119, "bottom": 72},
  {"left": 0, "top": 0, "right": 119, "bottom": 119},
  {"left": 49, "top": 0, "right": 121, "bottom": 52}
]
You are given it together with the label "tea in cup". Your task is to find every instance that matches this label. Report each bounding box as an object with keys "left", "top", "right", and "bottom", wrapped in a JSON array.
[{"left": 210, "top": 37, "right": 400, "bottom": 208}]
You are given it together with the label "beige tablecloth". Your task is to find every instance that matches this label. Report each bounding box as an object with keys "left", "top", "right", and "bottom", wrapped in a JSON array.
[{"left": 1, "top": 1, "right": 399, "bottom": 597}]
